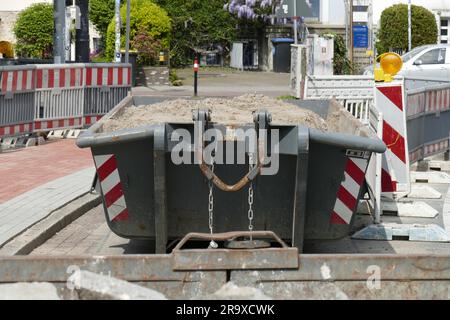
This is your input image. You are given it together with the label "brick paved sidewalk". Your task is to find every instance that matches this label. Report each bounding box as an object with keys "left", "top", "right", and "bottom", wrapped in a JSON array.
[
  {"left": 0, "top": 140, "right": 95, "bottom": 248},
  {"left": 0, "top": 140, "right": 93, "bottom": 204}
]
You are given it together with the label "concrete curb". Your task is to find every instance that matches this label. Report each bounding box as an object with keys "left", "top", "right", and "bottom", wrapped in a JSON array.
[{"left": 0, "top": 193, "right": 101, "bottom": 256}]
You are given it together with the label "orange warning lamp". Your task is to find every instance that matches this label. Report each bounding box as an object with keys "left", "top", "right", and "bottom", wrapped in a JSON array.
[{"left": 374, "top": 52, "right": 403, "bottom": 82}]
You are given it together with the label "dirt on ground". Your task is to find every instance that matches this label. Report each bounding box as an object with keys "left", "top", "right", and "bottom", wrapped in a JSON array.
[{"left": 102, "top": 94, "right": 329, "bottom": 133}]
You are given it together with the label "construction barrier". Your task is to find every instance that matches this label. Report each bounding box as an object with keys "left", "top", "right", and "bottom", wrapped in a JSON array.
[
  {"left": 0, "top": 65, "right": 36, "bottom": 138},
  {"left": 407, "top": 84, "right": 450, "bottom": 164},
  {"left": 0, "top": 63, "right": 132, "bottom": 139},
  {"left": 83, "top": 63, "right": 131, "bottom": 126},
  {"left": 34, "top": 64, "right": 85, "bottom": 131},
  {"left": 374, "top": 80, "right": 411, "bottom": 199}
]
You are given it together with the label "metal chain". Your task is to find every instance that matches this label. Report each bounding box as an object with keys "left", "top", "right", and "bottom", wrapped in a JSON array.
[
  {"left": 248, "top": 153, "right": 255, "bottom": 241},
  {"left": 208, "top": 145, "right": 218, "bottom": 249}
]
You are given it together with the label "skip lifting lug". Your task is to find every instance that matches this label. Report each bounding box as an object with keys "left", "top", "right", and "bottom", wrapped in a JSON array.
[{"left": 192, "top": 108, "right": 272, "bottom": 191}]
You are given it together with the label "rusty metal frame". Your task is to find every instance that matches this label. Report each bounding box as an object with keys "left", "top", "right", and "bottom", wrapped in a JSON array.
[
  {"left": 171, "top": 231, "right": 300, "bottom": 271},
  {"left": 0, "top": 254, "right": 449, "bottom": 299}
]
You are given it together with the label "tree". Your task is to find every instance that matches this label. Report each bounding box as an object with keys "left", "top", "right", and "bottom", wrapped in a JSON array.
[
  {"left": 13, "top": 3, "right": 54, "bottom": 58},
  {"left": 155, "top": 0, "right": 238, "bottom": 66},
  {"left": 89, "top": 0, "right": 115, "bottom": 40},
  {"left": 378, "top": 4, "right": 438, "bottom": 53},
  {"left": 105, "top": 0, "right": 171, "bottom": 63}
]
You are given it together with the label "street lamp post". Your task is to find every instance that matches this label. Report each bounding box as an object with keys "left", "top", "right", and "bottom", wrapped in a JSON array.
[
  {"left": 408, "top": 0, "right": 412, "bottom": 51},
  {"left": 125, "top": 0, "right": 131, "bottom": 63},
  {"left": 114, "top": 0, "right": 121, "bottom": 63}
]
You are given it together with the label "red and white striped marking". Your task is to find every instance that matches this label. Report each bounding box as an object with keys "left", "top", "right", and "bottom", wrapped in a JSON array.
[
  {"left": 425, "top": 89, "right": 450, "bottom": 113},
  {"left": 36, "top": 67, "right": 84, "bottom": 89},
  {"left": 331, "top": 157, "right": 369, "bottom": 225},
  {"left": 34, "top": 117, "right": 83, "bottom": 131},
  {"left": 374, "top": 82, "right": 410, "bottom": 196},
  {"left": 424, "top": 140, "right": 449, "bottom": 157},
  {"left": 0, "top": 123, "right": 33, "bottom": 137},
  {"left": 85, "top": 66, "right": 131, "bottom": 87},
  {"left": 94, "top": 154, "right": 129, "bottom": 222},
  {"left": 409, "top": 148, "right": 423, "bottom": 164},
  {"left": 84, "top": 115, "right": 103, "bottom": 126},
  {"left": 407, "top": 92, "right": 425, "bottom": 118},
  {"left": 0, "top": 69, "right": 35, "bottom": 93}
]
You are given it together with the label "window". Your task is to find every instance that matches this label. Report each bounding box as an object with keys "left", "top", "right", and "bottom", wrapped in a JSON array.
[
  {"left": 442, "top": 40, "right": 448, "bottom": 44},
  {"left": 441, "top": 19, "right": 449, "bottom": 27},
  {"left": 418, "top": 48, "right": 446, "bottom": 65},
  {"left": 442, "top": 29, "right": 448, "bottom": 36}
]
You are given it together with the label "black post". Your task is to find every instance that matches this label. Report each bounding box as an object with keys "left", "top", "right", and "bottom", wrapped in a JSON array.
[
  {"left": 76, "top": 0, "right": 90, "bottom": 62},
  {"left": 194, "top": 56, "right": 199, "bottom": 97}
]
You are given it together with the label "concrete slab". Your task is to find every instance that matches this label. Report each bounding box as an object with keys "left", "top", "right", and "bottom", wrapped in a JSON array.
[
  {"left": 68, "top": 270, "right": 167, "bottom": 300},
  {"left": 429, "top": 160, "right": 450, "bottom": 172},
  {"left": 444, "top": 186, "right": 450, "bottom": 233},
  {"left": 0, "top": 283, "right": 60, "bottom": 300},
  {"left": 201, "top": 282, "right": 272, "bottom": 300},
  {"left": 352, "top": 223, "right": 450, "bottom": 242},
  {"left": 407, "top": 185, "right": 442, "bottom": 199},
  {"left": 382, "top": 201, "right": 439, "bottom": 218},
  {"left": 411, "top": 171, "right": 450, "bottom": 184}
]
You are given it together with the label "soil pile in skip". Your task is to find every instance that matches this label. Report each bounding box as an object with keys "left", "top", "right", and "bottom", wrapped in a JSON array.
[{"left": 102, "top": 94, "right": 329, "bottom": 132}]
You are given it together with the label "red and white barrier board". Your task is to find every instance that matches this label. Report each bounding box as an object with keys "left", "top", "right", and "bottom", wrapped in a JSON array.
[
  {"left": 331, "top": 155, "right": 370, "bottom": 225},
  {"left": 94, "top": 154, "right": 129, "bottom": 222},
  {"left": 85, "top": 65, "right": 131, "bottom": 88},
  {"left": 1, "top": 69, "right": 35, "bottom": 95},
  {"left": 374, "top": 80, "right": 410, "bottom": 199},
  {"left": 36, "top": 65, "right": 84, "bottom": 90}
]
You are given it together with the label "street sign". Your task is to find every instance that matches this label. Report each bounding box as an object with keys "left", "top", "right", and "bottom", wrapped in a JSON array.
[
  {"left": 275, "top": 0, "right": 314, "bottom": 18},
  {"left": 353, "top": 25, "right": 369, "bottom": 48}
]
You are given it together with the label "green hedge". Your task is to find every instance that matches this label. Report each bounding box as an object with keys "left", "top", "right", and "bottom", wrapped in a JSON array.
[
  {"left": 13, "top": 3, "right": 54, "bottom": 58},
  {"left": 378, "top": 4, "right": 437, "bottom": 53}
]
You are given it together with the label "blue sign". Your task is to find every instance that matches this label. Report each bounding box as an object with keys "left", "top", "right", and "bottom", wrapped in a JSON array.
[{"left": 353, "top": 25, "right": 369, "bottom": 48}]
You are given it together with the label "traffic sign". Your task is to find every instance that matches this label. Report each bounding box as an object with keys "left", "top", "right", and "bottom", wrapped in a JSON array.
[{"left": 353, "top": 25, "right": 369, "bottom": 48}]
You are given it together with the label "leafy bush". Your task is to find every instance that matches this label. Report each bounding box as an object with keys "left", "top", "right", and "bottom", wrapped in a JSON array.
[
  {"left": 378, "top": 4, "right": 437, "bottom": 53},
  {"left": 131, "top": 29, "right": 162, "bottom": 66},
  {"left": 13, "top": 3, "right": 54, "bottom": 58},
  {"left": 105, "top": 0, "right": 171, "bottom": 65}
]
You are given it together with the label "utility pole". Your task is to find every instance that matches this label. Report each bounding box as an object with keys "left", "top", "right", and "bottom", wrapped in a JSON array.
[
  {"left": 293, "top": 0, "right": 298, "bottom": 44},
  {"left": 408, "top": 0, "right": 412, "bottom": 51},
  {"left": 349, "top": 0, "right": 354, "bottom": 66},
  {"left": 125, "top": 0, "right": 131, "bottom": 63},
  {"left": 114, "top": 0, "right": 121, "bottom": 63},
  {"left": 54, "top": 0, "right": 66, "bottom": 64}
]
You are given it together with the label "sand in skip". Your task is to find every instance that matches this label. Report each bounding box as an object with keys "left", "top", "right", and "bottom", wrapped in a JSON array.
[{"left": 102, "top": 94, "right": 329, "bottom": 133}]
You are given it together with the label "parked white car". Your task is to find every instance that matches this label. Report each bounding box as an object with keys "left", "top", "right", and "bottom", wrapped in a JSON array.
[{"left": 364, "top": 44, "right": 450, "bottom": 79}]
